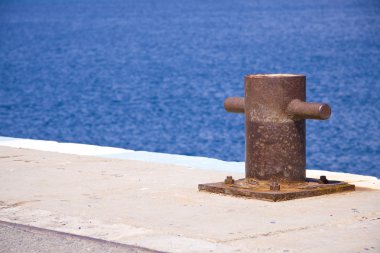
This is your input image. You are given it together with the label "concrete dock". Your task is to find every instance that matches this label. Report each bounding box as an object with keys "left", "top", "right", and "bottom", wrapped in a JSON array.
[{"left": 0, "top": 138, "right": 379, "bottom": 253}]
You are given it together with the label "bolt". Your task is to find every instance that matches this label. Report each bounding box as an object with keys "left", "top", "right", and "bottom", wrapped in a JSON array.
[
  {"left": 246, "top": 178, "right": 258, "bottom": 185},
  {"left": 224, "top": 176, "right": 235, "bottom": 185},
  {"left": 270, "top": 181, "right": 280, "bottom": 191},
  {"left": 319, "top": 175, "right": 329, "bottom": 184}
]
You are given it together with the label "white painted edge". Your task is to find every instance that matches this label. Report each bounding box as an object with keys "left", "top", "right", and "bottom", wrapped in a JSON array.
[{"left": 0, "top": 136, "right": 379, "bottom": 189}]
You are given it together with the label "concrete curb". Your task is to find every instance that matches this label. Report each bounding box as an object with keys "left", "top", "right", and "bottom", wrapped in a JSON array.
[{"left": 0, "top": 136, "right": 378, "bottom": 189}]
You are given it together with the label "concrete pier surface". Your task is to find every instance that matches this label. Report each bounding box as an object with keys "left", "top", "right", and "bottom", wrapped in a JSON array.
[{"left": 0, "top": 139, "right": 379, "bottom": 253}]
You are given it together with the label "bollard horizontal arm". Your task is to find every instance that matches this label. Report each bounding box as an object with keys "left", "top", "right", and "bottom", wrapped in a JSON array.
[
  {"left": 286, "top": 99, "right": 331, "bottom": 120},
  {"left": 224, "top": 97, "right": 245, "bottom": 113}
]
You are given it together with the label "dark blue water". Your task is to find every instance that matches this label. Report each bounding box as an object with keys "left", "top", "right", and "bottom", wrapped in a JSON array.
[{"left": 1, "top": 0, "right": 379, "bottom": 177}]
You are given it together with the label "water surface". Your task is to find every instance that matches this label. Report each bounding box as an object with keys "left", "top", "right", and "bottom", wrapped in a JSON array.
[{"left": 1, "top": 0, "right": 379, "bottom": 177}]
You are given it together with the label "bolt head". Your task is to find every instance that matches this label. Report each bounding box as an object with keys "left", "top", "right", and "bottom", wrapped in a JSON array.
[
  {"left": 270, "top": 182, "right": 281, "bottom": 191},
  {"left": 224, "top": 176, "right": 235, "bottom": 185},
  {"left": 319, "top": 175, "right": 329, "bottom": 184}
]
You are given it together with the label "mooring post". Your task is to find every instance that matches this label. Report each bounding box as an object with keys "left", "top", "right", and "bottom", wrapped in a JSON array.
[
  {"left": 225, "top": 74, "right": 331, "bottom": 182},
  {"left": 199, "top": 74, "right": 354, "bottom": 201}
]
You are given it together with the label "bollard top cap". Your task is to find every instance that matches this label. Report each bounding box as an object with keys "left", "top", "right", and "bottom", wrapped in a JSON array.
[{"left": 246, "top": 74, "right": 305, "bottom": 79}]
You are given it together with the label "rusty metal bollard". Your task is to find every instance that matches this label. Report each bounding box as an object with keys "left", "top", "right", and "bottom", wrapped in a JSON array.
[
  {"left": 226, "top": 74, "right": 330, "bottom": 182},
  {"left": 199, "top": 74, "right": 354, "bottom": 201}
]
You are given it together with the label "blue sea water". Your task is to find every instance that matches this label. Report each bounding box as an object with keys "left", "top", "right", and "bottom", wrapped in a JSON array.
[{"left": 0, "top": 0, "right": 379, "bottom": 177}]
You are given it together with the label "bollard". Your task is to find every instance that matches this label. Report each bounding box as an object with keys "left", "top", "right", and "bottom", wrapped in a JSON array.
[{"left": 199, "top": 74, "right": 354, "bottom": 201}]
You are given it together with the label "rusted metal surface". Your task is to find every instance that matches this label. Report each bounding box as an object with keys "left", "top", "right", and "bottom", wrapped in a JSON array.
[
  {"left": 224, "top": 176, "right": 235, "bottom": 184},
  {"left": 286, "top": 99, "right": 331, "bottom": 120},
  {"left": 269, "top": 181, "right": 281, "bottom": 191},
  {"left": 198, "top": 178, "right": 355, "bottom": 202},
  {"left": 224, "top": 97, "right": 245, "bottom": 113},
  {"left": 244, "top": 74, "right": 309, "bottom": 181},
  {"left": 200, "top": 74, "right": 354, "bottom": 201}
]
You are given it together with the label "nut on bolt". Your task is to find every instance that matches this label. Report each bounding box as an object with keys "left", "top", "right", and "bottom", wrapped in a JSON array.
[
  {"left": 270, "top": 181, "right": 281, "bottom": 191},
  {"left": 224, "top": 176, "right": 235, "bottom": 185},
  {"left": 319, "top": 175, "right": 329, "bottom": 184}
]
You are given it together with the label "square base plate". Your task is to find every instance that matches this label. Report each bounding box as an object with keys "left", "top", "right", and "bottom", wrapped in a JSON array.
[{"left": 198, "top": 178, "right": 355, "bottom": 202}]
